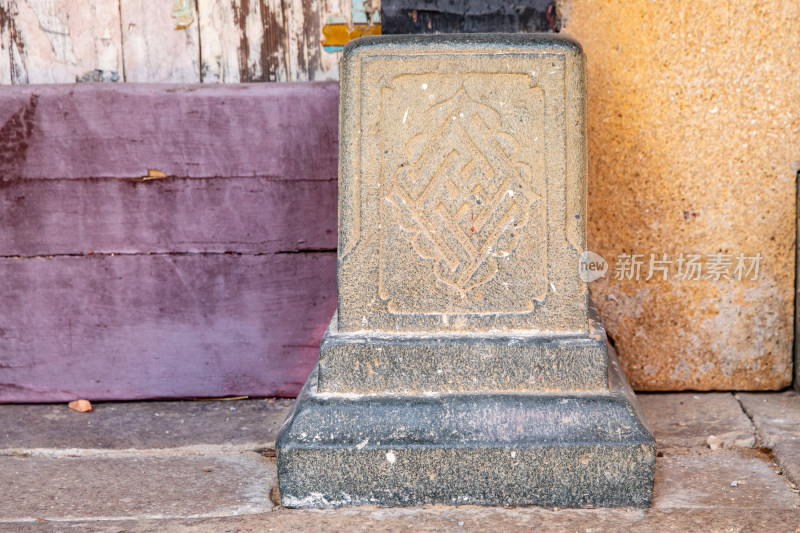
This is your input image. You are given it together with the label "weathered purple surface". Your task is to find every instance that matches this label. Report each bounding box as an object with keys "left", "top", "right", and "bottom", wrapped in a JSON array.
[
  {"left": 0, "top": 177, "right": 337, "bottom": 255},
  {"left": 0, "top": 83, "right": 338, "bottom": 181},
  {"left": 0, "top": 83, "right": 340, "bottom": 402},
  {"left": 0, "top": 253, "right": 337, "bottom": 402}
]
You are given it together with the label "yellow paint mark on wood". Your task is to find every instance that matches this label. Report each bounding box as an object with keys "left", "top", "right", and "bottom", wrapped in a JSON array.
[
  {"left": 133, "top": 169, "right": 169, "bottom": 181},
  {"left": 322, "top": 23, "right": 381, "bottom": 47},
  {"left": 146, "top": 169, "right": 168, "bottom": 179}
]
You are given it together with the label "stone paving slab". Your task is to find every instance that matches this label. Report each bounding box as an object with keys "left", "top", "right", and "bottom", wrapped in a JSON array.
[
  {"left": 4, "top": 508, "right": 800, "bottom": 533},
  {"left": 638, "top": 393, "right": 755, "bottom": 449},
  {"left": 3, "top": 441, "right": 797, "bottom": 529},
  {"left": 652, "top": 448, "right": 799, "bottom": 509},
  {"left": 0, "top": 399, "right": 292, "bottom": 450},
  {"left": 0, "top": 394, "right": 798, "bottom": 531},
  {"left": 737, "top": 392, "right": 800, "bottom": 447},
  {"left": 0, "top": 453, "right": 274, "bottom": 521},
  {"left": 773, "top": 440, "right": 800, "bottom": 488}
]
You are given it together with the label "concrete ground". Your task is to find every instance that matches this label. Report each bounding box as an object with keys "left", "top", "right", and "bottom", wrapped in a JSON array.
[{"left": 1, "top": 392, "right": 798, "bottom": 532}]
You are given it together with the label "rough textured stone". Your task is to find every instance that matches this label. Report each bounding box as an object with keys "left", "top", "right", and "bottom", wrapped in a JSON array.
[
  {"left": 773, "top": 440, "right": 800, "bottom": 488},
  {"left": 279, "top": 349, "right": 654, "bottom": 508},
  {"left": 6, "top": 509, "right": 800, "bottom": 533},
  {"left": 0, "top": 399, "right": 292, "bottom": 450},
  {"left": 326, "top": 32, "right": 601, "bottom": 393},
  {"left": 737, "top": 392, "right": 800, "bottom": 447},
  {"left": 638, "top": 393, "right": 755, "bottom": 449},
  {"left": 318, "top": 309, "right": 608, "bottom": 394},
  {"left": 336, "top": 34, "right": 588, "bottom": 335},
  {"left": 0, "top": 454, "right": 274, "bottom": 521},
  {"left": 796, "top": 178, "right": 800, "bottom": 393},
  {"left": 278, "top": 33, "right": 654, "bottom": 508},
  {"left": 653, "top": 448, "right": 800, "bottom": 509},
  {"left": 562, "top": 0, "right": 799, "bottom": 390}
]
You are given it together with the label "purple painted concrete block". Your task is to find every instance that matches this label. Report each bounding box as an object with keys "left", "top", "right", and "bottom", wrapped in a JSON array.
[
  {"left": 0, "top": 83, "right": 339, "bottom": 181},
  {"left": 0, "top": 177, "right": 337, "bottom": 256},
  {"left": 0, "top": 83, "right": 340, "bottom": 402},
  {"left": 0, "top": 253, "right": 337, "bottom": 402}
]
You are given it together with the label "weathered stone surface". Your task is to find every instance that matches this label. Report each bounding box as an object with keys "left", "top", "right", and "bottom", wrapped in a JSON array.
[
  {"left": 638, "top": 393, "right": 754, "bottom": 449},
  {"left": 325, "top": 33, "right": 602, "bottom": 394},
  {"left": 279, "top": 350, "right": 655, "bottom": 508},
  {"left": 563, "top": 0, "right": 799, "bottom": 390},
  {"left": 2, "top": 392, "right": 800, "bottom": 530},
  {"left": 737, "top": 392, "right": 800, "bottom": 447},
  {"left": 337, "top": 34, "right": 588, "bottom": 335},
  {"left": 318, "top": 310, "right": 608, "bottom": 394},
  {"left": 652, "top": 448, "right": 800, "bottom": 509},
  {"left": 0, "top": 399, "right": 292, "bottom": 450},
  {"left": 0, "top": 454, "right": 274, "bottom": 521},
  {"left": 773, "top": 440, "right": 800, "bottom": 488},
  {"left": 6, "top": 509, "right": 800, "bottom": 532},
  {"left": 278, "top": 33, "right": 654, "bottom": 509},
  {"left": 796, "top": 181, "right": 800, "bottom": 393}
]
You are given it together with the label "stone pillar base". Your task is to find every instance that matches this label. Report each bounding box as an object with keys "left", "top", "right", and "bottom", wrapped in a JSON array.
[
  {"left": 277, "top": 329, "right": 655, "bottom": 508},
  {"left": 316, "top": 310, "right": 610, "bottom": 394}
]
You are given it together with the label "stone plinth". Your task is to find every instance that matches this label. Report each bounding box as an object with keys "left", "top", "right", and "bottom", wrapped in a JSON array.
[{"left": 277, "top": 34, "right": 655, "bottom": 508}]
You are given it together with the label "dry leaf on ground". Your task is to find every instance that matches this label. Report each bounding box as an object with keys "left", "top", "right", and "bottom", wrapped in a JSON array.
[{"left": 68, "top": 399, "right": 92, "bottom": 413}]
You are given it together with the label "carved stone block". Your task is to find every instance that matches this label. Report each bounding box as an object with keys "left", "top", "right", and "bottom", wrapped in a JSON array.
[
  {"left": 337, "top": 36, "right": 586, "bottom": 333},
  {"left": 277, "top": 34, "right": 655, "bottom": 508}
]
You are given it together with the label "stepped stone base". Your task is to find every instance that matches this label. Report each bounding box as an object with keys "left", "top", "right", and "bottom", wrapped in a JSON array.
[
  {"left": 277, "top": 340, "right": 655, "bottom": 508},
  {"left": 317, "top": 311, "right": 609, "bottom": 394}
]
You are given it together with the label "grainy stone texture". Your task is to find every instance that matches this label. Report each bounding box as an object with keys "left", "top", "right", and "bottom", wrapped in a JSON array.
[
  {"left": 6, "top": 509, "right": 800, "bottom": 533},
  {"left": 327, "top": 32, "right": 598, "bottom": 392},
  {"left": 279, "top": 33, "right": 655, "bottom": 508},
  {"left": 0, "top": 454, "right": 274, "bottom": 521},
  {"left": 652, "top": 448, "right": 800, "bottom": 510},
  {"left": 796, "top": 173, "right": 800, "bottom": 394},
  {"left": 0, "top": 399, "right": 291, "bottom": 450},
  {"left": 280, "top": 354, "right": 654, "bottom": 508},
  {"left": 318, "top": 310, "right": 608, "bottom": 394},
  {"left": 336, "top": 34, "right": 589, "bottom": 335},
  {"left": 562, "top": 0, "right": 799, "bottom": 390},
  {"left": 737, "top": 392, "right": 800, "bottom": 447},
  {"left": 638, "top": 393, "right": 755, "bottom": 449},
  {"left": 773, "top": 440, "right": 800, "bottom": 488}
]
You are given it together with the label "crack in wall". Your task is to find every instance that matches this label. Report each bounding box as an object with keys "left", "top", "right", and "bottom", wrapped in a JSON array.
[
  {"left": 0, "top": 175, "right": 337, "bottom": 184},
  {"left": 0, "top": 249, "right": 337, "bottom": 260}
]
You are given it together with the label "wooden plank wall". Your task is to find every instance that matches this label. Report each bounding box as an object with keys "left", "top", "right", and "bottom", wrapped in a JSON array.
[
  {"left": 0, "top": 0, "right": 347, "bottom": 83},
  {"left": 0, "top": 83, "right": 339, "bottom": 401}
]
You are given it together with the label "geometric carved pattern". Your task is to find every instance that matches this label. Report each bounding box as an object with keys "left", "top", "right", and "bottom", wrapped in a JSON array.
[{"left": 386, "top": 86, "right": 541, "bottom": 300}]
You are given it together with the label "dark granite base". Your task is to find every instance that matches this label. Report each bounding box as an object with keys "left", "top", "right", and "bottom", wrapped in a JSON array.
[{"left": 276, "top": 348, "right": 655, "bottom": 508}]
